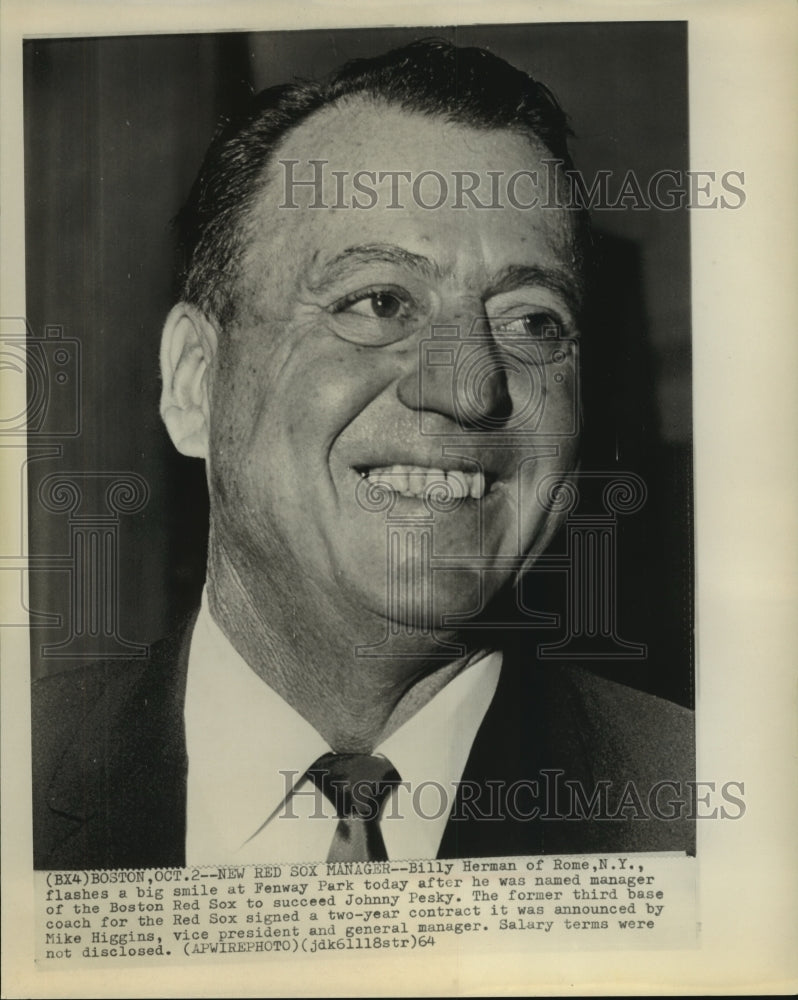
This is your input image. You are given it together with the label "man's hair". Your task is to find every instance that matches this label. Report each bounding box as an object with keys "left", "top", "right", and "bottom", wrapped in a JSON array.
[{"left": 176, "top": 37, "right": 581, "bottom": 326}]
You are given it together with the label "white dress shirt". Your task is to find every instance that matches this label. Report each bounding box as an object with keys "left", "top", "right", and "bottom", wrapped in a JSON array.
[{"left": 184, "top": 594, "right": 501, "bottom": 865}]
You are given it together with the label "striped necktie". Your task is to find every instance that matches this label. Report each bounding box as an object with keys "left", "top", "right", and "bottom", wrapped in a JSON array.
[{"left": 307, "top": 752, "right": 400, "bottom": 862}]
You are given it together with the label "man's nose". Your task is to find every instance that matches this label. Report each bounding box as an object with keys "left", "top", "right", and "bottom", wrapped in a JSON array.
[{"left": 396, "top": 322, "right": 512, "bottom": 429}]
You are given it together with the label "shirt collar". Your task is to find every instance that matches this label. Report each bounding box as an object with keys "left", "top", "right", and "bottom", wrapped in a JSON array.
[
  {"left": 185, "top": 595, "right": 330, "bottom": 859},
  {"left": 185, "top": 592, "right": 501, "bottom": 860},
  {"left": 377, "top": 649, "right": 501, "bottom": 858}
]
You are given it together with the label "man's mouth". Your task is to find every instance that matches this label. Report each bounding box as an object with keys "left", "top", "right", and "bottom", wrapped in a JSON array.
[{"left": 356, "top": 464, "right": 490, "bottom": 500}]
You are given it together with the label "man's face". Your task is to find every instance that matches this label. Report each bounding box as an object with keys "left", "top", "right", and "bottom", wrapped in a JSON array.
[{"left": 207, "top": 98, "right": 581, "bottom": 636}]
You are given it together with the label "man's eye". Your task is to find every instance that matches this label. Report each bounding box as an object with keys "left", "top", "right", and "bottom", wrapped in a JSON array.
[
  {"left": 522, "top": 312, "right": 564, "bottom": 339},
  {"left": 328, "top": 286, "right": 420, "bottom": 346},
  {"left": 333, "top": 289, "right": 409, "bottom": 320},
  {"left": 493, "top": 311, "right": 565, "bottom": 339}
]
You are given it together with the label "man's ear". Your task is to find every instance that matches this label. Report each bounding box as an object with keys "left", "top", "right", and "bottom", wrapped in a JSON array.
[{"left": 159, "top": 303, "right": 219, "bottom": 459}]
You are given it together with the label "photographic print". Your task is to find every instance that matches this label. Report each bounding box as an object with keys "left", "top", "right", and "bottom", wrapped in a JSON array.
[{"left": 2, "top": 2, "right": 796, "bottom": 997}]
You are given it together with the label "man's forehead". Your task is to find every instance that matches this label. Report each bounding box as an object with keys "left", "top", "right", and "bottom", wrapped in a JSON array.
[
  {"left": 263, "top": 94, "right": 548, "bottom": 179},
  {"left": 234, "top": 96, "right": 582, "bottom": 303}
]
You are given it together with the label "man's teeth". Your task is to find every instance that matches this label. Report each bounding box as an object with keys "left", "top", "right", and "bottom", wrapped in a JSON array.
[{"left": 361, "top": 465, "right": 487, "bottom": 500}]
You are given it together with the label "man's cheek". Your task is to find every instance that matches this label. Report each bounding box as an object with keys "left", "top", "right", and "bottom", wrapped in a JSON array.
[{"left": 281, "top": 336, "right": 389, "bottom": 426}]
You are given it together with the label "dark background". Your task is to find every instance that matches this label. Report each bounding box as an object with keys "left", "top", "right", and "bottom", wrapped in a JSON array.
[{"left": 24, "top": 23, "right": 693, "bottom": 706}]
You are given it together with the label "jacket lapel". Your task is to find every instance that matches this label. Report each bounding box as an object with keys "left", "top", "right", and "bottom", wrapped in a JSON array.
[
  {"left": 437, "top": 648, "right": 596, "bottom": 859},
  {"left": 43, "top": 620, "right": 194, "bottom": 870}
]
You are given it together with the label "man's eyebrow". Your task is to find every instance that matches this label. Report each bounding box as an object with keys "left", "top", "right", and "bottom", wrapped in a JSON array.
[
  {"left": 306, "top": 243, "right": 440, "bottom": 293},
  {"left": 484, "top": 264, "right": 582, "bottom": 315},
  {"left": 306, "top": 246, "right": 582, "bottom": 313}
]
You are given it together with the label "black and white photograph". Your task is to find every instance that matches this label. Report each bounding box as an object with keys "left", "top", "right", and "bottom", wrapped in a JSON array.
[
  {"left": 26, "top": 21, "right": 699, "bottom": 874},
  {"left": 2, "top": 1, "right": 796, "bottom": 996}
]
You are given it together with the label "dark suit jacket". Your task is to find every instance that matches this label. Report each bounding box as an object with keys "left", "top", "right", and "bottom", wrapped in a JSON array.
[{"left": 32, "top": 620, "right": 695, "bottom": 870}]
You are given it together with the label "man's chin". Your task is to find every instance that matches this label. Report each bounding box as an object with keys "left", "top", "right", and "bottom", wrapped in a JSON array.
[{"left": 340, "top": 563, "right": 495, "bottom": 637}]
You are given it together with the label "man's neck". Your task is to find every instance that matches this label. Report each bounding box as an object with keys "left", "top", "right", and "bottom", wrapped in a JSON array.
[{"left": 205, "top": 543, "right": 489, "bottom": 753}]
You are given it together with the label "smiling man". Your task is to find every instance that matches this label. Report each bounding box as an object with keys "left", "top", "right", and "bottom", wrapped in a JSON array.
[{"left": 32, "top": 39, "right": 694, "bottom": 870}]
